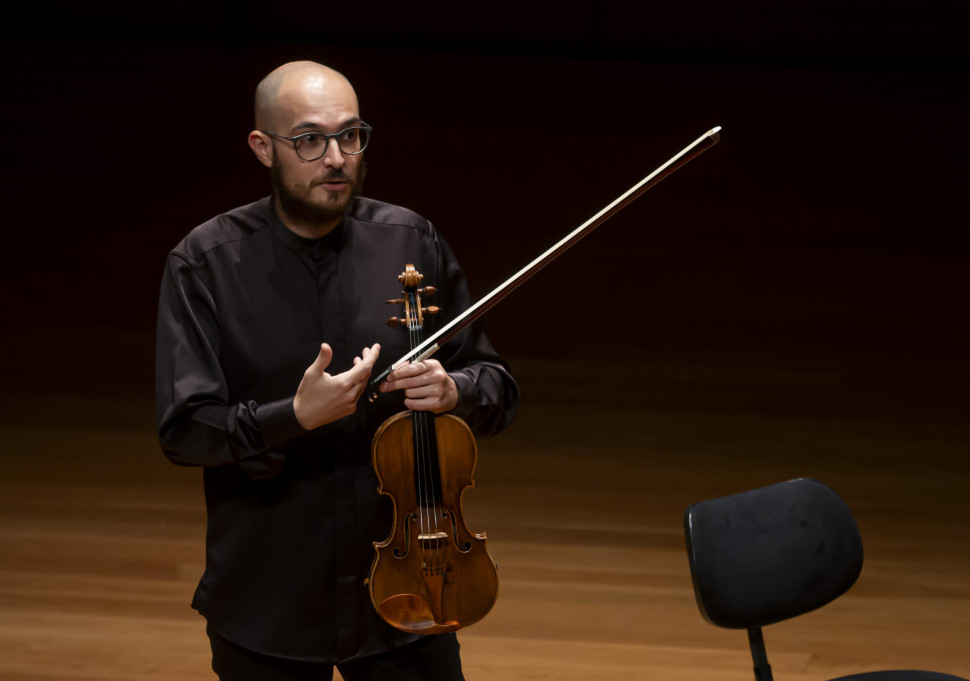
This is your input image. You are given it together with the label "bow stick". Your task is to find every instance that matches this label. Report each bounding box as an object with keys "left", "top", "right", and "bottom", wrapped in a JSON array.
[{"left": 369, "top": 126, "right": 722, "bottom": 398}]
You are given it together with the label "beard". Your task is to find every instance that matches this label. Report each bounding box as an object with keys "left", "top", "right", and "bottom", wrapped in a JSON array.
[{"left": 270, "top": 153, "right": 367, "bottom": 228}]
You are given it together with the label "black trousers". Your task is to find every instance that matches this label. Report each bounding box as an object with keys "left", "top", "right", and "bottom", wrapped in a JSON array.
[{"left": 208, "top": 627, "right": 466, "bottom": 681}]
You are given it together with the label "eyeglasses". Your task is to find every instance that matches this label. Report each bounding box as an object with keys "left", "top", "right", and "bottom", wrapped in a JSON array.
[{"left": 262, "top": 124, "right": 372, "bottom": 161}]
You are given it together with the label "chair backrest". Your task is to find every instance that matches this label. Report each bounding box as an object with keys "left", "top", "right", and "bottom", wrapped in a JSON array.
[{"left": 684, "top": 478, "right": 864, "bottom": 629}]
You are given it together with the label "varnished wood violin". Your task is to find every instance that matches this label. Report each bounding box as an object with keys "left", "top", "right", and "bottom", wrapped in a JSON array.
[{"left": 368, "top": 265, "right": 498, "bottom": 635}]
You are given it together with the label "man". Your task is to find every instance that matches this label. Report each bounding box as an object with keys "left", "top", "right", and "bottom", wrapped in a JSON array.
[{"left": 155, "top": 61, "right": 519, "bottom": 680}]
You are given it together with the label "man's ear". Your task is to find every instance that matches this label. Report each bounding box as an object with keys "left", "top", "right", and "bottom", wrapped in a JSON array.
[{"left": 248, "top": 130, "right": 273, "bottom": 168}]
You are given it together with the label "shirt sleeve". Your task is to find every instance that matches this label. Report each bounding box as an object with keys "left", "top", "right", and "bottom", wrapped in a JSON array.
[{"left": 155, "top": 252, "right": 305, "bottom": 479}]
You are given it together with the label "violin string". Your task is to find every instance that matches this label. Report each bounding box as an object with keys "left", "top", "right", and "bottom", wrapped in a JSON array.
[
  {"left": 423, "top": 332, "right": 444, "bottom": 572},
  {"left": 414, "top": 296, "right": 440, "bottom": 573},
  {"left": 408, "top": 299, "right": 430, "bottom": 571},
  {"left": 423, "top": 304, "right": 444, "bottom": 575},
  {"left": 415, "top": 408, "right": 429, "bottom": 571},
  {"left": 413, "top": 292, "right": 443, "bottom": 574}
]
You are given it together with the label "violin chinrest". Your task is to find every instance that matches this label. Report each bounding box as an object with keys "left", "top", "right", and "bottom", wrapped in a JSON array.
[{"left": 377, "top": 593, "right": 461, "bottom": 634}]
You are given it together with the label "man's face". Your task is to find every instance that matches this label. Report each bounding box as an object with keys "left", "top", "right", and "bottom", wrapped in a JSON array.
[
  {"left": 266, "top": 73, "right": 365, "bottom": 228},
  {"left": 269, "top": 137, "right": 365, "bottom": 228}
]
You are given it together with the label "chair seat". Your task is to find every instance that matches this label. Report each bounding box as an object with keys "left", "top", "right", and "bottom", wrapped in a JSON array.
[{"left": 832, "top": 672, "right": 968, "bottom": 681}]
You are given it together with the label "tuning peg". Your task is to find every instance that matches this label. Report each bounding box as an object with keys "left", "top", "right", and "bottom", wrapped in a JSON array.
[
  {"left": 419, "top": 286, "right": 437, "bottom": 296},
  {"left": 386, "top": 317, "right": 403, "bottom": 328},
  {"left": 385, "top": 298, "right": 405, "bottom": 305},
  {"left": 422, "top": 306, "right": 440, "bottom": 316}
]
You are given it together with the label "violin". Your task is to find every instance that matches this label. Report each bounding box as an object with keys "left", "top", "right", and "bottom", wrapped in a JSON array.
[{"left": 368, "top": 265, "right": 498, "bottom": 635}]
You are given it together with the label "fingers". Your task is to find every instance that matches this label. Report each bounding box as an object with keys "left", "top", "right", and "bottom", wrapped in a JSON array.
[
  {"left": 354, "top": 343, "right": 381, "bottom": 372},
  {"left": 352, "top": 344, "right": 381, "bottom": 366},
  {"left": 401, "top": 379, "right": 458, "bottom": 414},
  {"left": 295, "top": 343, "right": 383, "bottom": 430},
  {"left": 340, "top": 344, "right": 381, "bottom": 387},
  {"left": 379, "top": 359, "right": 458, "bottom": 413},
  {"left": 383, "top": 358, "right": 436, "bottom": 385},
  {"left": 310, "top": 343, "right": 334, "bottom": 372},
  {"left": 402, "top": 384, "right": 445, "bottom": 402},
  {"left": 381, "top": 360, "right": 422, "bottom": 392}
]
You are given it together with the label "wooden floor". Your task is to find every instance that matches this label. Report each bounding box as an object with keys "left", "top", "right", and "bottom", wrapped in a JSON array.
[{"left": 1, "top": 358, "right": 968, "bottom": 681}]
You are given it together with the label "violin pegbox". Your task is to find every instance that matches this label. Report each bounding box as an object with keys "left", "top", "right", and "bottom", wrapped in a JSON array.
[{"left": 385, "top": 264, "right": 439, "bottom": 329}]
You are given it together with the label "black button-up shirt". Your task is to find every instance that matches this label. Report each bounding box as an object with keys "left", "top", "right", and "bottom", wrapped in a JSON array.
[{"left": 155, "top": 195, "right": 518, "bottom": 662}]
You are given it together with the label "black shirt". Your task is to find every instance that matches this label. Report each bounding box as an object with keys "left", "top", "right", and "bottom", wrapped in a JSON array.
[{"left": 155, "top": 195, "right": 519, "bottom": 662}]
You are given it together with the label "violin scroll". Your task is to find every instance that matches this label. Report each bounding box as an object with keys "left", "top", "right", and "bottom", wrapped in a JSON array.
[{"left": 384, "top": 264, "right": 439, "bottom": 329}]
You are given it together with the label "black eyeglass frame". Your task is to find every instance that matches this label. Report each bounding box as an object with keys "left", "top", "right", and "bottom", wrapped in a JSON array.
[{"left": 261, "top": 125, "right": 372, "bottom": 160}]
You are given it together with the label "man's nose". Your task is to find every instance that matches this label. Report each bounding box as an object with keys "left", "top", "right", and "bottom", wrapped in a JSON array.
[{"left": 321, "top": 139, "right": 345, "bottom": 168}]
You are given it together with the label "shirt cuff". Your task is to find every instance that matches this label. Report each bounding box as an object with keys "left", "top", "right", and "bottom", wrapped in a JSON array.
[
  {"left": 254, "top": 397, "right": 306, "bottom": 447},
  {"left": 449, "top": 371, "right": 478, "bottom": 419}
]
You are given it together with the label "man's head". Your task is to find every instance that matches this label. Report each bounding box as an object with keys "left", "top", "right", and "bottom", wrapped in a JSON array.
[{"left": 248, "top": 61, "right": 367, "bottom": 237}]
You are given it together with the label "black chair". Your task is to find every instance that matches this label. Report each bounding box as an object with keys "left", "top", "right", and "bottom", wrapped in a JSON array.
[{"left": 683, "top": 478, "right": 968, "bottom": 681}]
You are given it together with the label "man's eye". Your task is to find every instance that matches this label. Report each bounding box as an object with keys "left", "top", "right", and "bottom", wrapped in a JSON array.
[
  {"left": 340, "top": 129, "right": 358, "bottom": 141},
  {"left": 301, "top": 133, "right": 324, "bottom": 145}
]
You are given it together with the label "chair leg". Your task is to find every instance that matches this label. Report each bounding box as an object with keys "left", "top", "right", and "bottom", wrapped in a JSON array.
[{"left": 747, "top": 627, "right": 773, "bottom": 681}]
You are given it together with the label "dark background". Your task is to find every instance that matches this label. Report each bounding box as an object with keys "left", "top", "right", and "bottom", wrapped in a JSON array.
[{"left": 1, "top": 1, "right": 967, "bottom": 423}]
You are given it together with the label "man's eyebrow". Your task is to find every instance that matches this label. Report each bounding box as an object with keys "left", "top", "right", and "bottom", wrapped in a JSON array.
[{"left": 292, "top": 117, "right": 363, "bottom": 132}]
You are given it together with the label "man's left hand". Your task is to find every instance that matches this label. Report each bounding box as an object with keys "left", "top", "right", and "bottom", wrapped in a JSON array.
[{"left": 380, "top": 360, "right": 458, "bottom": 414}]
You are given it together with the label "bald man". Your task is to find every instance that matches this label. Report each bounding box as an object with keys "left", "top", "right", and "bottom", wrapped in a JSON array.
[{"left": 156, "top": 62, "right": 519, "bottom": 680}]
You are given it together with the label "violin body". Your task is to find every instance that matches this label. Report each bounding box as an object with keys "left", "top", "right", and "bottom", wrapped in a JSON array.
[{"left": 369, "top": 410, "right": 498, "bottom": 634}]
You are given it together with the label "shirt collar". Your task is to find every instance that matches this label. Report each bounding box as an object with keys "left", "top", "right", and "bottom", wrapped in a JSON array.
[{"left": 268, "top": 197, "right": 348, "bottom": 257}]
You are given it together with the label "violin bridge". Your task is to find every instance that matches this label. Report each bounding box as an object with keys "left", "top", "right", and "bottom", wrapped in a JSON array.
[{"left": 417, "top": 532, "right": 448, "bottom": 553}]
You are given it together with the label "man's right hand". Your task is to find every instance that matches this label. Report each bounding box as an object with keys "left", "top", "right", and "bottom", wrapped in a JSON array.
[{"left": 293, "top": 343, "right": 381, "bottom": 430}]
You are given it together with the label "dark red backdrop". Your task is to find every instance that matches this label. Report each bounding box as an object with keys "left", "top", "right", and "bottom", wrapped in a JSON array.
[{"left": 1, "top": 3, "right": 967, "bottom": 422}]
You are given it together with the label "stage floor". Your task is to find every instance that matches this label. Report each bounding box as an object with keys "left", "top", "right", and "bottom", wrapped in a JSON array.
[{"left": 1, "top": 357, "right": 968, "bottom": 680}]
